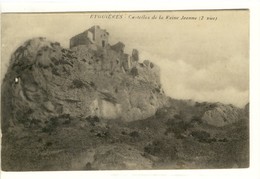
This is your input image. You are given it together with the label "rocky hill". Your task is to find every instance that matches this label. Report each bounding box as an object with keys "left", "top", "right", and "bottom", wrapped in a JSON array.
[
  {"left": 1, "top": 37, "right": 166, "bottom": 132},
  {"left": 1, "top": 27, "right": 249, "bottom": 171}
]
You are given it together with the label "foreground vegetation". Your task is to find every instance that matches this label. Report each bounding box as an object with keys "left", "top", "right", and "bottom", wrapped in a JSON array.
[{"left": 1, "top": 105, "right": 249, "bottom": 170}]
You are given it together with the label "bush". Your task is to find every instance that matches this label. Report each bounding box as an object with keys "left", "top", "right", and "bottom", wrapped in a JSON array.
[
  {"left": 165, "top": 120, "right": 190, "bottom": 138},
  {"left": 72, "top": 79, "right": 84, "bottom": 88},
  {"left": 174, "top": 114, "right": 181, "bottom": 120},
  {"left": 51, "top": 67, "right": 60, "bottom": 76},
  {"left": 86, "top": 116, "right": 100, "bottom": 126},
  {"left": 95, "top": 131, "right": 109, "bottom": 138},
  {"left": 89, "top": 81, "right": 96, "bottom": 88},
  {"left": 85, "top": 162, "right": 93, "bottom": 170},
  {"left": 218, "top": 138, "right": 228, "bottom": 142},
  {"left": 191, "top": 115, "right": 202, "bottom": 124},
  {"left": 191, "top": 130, "right": 211, "bottom": 142},
  {"left": 50, "top": 42, "right": 60, "bottom": 47},
  {"left": 211, "top": 138, "right": 217, "bottom": 142},
  {"left": 121, "top": 131, "right": 127, "bottom": 135},
  {"left": 71, "top": 79, "right": 89, "bottom": 89},
  {"left": 45, "top": 141, "right": 53, "bottom": 147},
  {"left": 62, "top": 119, "right": 71, "bottom": 125},
  {"left": 144, "top": 139, "right": 178, "bottom": 160},
  {"left": 129, "top": 131, "right": 139, "bottom": 138},
  {"left": 154, "top": 87, "right": 160, "bottom": 93},
  {"left": 42, "top": 117, "right": 59, "bottom": 133},
  {"left": 144, "top": 142, "right": 161, "bottom": 155}
]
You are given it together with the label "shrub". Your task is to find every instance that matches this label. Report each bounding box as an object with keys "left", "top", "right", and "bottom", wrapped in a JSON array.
[
  {"left": 115, "top": 87, "right": 118, "bottom": 93},
  {"left": 211, "top": 138, "right": 217, "bottom": 142},
  {"left": 144, "top": 139, "right": 178, "bottom": 160},
  {"left": 60, "top": 58, "right": 73, "bottom": 67},
  {"left": 121, "top": 131, "right": 127, "bottom": 135},
  {"left": 129, "top": 131, "right": 139, "bottom": 138},
  {"left": 71, "top": 79, "right": 86, "bottom": 88},
  {"left": 218, "top": 138, "right": 228, "bottom": 142},
  {"left": 174, "top": 114, "right": 181, "bottom": 120},
  {"left": 88, "top": 81, "right": 95, "bottom": 88},
  {"left": 50, "top": 42, "right": 60, "bottom": 47},
  {"left": 86, "top": 116, "right": 100, "bottom": 126},
  {"left": 154, "top": 87, "right": 160, "bottom": 93},
  {"left": 85, "top": 162, "right": 92, "bottom": 170},
  {"left": 95, "top": 131, "right": 109, "bottom": 138},
  {"left": 62, "top": 119, "right": 71, "bottom": 125},
  {"left": 45, "top": 141, "right": 53, "bottom": 147},
  {"left": 144, "top": 140, "right": 166, "bottom": 156},
  {"left": 29, "top": 118, "right": 41, "bottom": 128},
  {"left": 42, "top": 117, "right": 59, "bottom": 133},
  {"left": 191, "top": 130, "right": 211, "bottom": 142},
  {"left": 191, "top": 115, "right": 202, "bottom": 124},
  {"left": 60, "top": 114, "right": 71, "bottom": 119},
  {"left": 165, "top": 120, "right": 190, "bottom": 138},
  {"left": 51, "top": 67, "right": 60, "bottom": 76},
  {"left": 42, "top": 127, "right": 50, "bottom": 133}
]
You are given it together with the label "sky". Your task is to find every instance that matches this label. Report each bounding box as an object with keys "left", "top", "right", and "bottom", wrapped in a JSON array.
[{"left": 1, "top": 10, "right": 249, "bottom": 107}]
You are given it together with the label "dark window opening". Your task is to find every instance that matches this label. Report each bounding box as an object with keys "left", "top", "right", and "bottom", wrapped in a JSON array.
[{"left": 102, "top": 40, "right": 105, "bottom": 47}]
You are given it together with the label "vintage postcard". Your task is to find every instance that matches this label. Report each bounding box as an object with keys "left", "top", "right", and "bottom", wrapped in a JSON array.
[{"left": 1, "top": 10, "right": 249, "bottom": 171}]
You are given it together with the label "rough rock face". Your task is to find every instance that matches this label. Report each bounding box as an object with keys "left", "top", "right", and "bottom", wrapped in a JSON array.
[
  {"left": 201, "top": 103, "right": 243, "bottom": 127},
  {"left": 1, "top": 38, "right": 166, "bottom": 131}
]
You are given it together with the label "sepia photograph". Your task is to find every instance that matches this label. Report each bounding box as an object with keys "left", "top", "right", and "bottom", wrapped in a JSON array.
[{"left": 1, "top": 10, "right": 249, "bottom": 171}]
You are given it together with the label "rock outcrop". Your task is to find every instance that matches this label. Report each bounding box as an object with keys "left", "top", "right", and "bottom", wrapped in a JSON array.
[
  {"left": 201, "top": 103, "right": 243, "bottom": 127},
  {"left": 164, "top": 99, "right": 246, "bottom": 127},
  {"left": 1, "top": 37, "right": 166, "bottom": 131}
]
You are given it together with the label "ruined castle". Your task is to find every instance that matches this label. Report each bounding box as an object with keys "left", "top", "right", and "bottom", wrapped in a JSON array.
[{"left": 69, "top": 25, "right": 155, "bottom": 75}]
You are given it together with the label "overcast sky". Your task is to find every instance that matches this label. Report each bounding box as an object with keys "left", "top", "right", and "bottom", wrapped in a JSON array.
[{"left": 1, "top": 10, "right": 249, "bottom": 107}]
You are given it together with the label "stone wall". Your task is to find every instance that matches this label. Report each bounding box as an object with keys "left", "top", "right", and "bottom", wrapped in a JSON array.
[{"left": 70, "top": 32, "right": 92, "bottom": 48}]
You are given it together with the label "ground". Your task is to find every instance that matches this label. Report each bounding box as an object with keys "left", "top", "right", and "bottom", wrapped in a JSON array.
[{"left": 1, "top": 103, "right": 249, "bottom": 171}]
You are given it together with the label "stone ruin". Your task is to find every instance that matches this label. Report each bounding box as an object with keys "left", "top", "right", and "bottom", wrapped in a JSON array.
[{"left": 69, "top": 25, "right": 156, "bottom": 74}]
